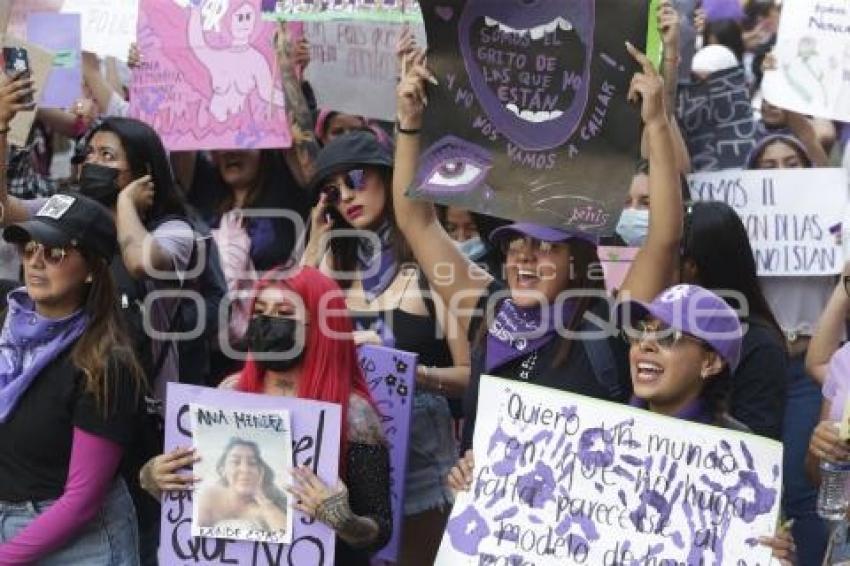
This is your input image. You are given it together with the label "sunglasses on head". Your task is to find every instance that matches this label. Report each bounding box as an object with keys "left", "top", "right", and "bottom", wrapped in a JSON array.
[
  {"left": 320, "top": 168, "right": 368, "bottom": 205},
  {"left": 17, "top": 241, "right": 74, "bottom": 266},
  {"left": 622, "top": 319, "right": 705, "bottom": 350}
]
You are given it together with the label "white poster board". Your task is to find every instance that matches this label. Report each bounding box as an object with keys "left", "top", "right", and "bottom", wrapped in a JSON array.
[
  {"left": 689, "top": 168, "right": 849, "bottom": 277},
  {"left": 61, "top": 0, "right": 138, "bottom": 60},
  {"left": 435, "top": 375, "right": 783, "bottom": 565},
  {"left": 762, "top": 0, "right": 850, "bottom": 121}
]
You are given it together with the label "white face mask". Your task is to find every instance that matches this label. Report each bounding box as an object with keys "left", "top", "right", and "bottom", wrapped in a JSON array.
[
  {"left": 616, "top": 208, "right": 650, "bottom": 247},
  {"left": 455, "top": 236, "right": 487, "bottom": 261}
]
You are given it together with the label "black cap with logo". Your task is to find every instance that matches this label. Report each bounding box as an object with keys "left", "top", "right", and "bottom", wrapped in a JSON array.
[{"left": 3, "top": 192, "right": 117, "bottom": 259}]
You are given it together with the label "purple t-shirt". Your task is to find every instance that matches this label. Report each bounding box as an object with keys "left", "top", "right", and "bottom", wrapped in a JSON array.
[{"left": 824, "top": 343, "right": 850, "bottom": 422}]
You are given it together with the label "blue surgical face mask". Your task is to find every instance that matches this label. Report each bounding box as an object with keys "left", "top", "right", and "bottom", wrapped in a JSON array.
[
  {"left": 455, "top": 236, "right": 487, "bottom": 261},
  {"left": 616, "top": 208, "right": 649, "bottom": 247}
]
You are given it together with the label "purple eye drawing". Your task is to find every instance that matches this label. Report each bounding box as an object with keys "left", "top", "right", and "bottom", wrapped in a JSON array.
[{"left": 414, "top": 135, "right": 493, "bottom": 196}]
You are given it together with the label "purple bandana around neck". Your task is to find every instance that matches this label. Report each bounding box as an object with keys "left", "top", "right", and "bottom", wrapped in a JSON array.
[
  {"left": 0, "top": 288, "right": 88, "bottom": 422},
  {"left": 485, "top": 298, "right": 577, "bottom": 373},
  {"left": 357, "top": 222, "right": 399, "bottom": 302}
]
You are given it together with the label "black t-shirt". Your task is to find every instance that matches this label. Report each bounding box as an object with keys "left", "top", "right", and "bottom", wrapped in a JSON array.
[
  {"left": 461, "top": 281, "right": 631, "bottom": 450},
  {"left": 0, "top": 344, "right": 141, "bottom": 501}
]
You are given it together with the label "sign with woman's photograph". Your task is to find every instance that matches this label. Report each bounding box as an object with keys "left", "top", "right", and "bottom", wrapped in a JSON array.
[{"left": 190, "top": 404, "right": 294, "bottom": 544}]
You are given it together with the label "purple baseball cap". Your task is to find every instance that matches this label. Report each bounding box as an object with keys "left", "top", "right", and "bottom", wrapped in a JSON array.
[
  {"left": 618, "top": 284, "right": 743, "bottom": 371},
  {"left": 489, "top": 222, "right": 599, "bottom": 246}
]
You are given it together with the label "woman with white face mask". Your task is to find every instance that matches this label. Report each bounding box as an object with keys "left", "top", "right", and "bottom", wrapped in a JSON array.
[{"left": 615, "top": 161, "right": 652, "bottom": 247}]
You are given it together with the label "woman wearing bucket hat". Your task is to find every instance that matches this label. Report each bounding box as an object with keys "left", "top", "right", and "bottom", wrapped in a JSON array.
[
  {"left": 302, "top": 128, "right": 471, "bottom": 565},
  {"left": 0, "top": 193, "right": 144, "bottom": 564}
]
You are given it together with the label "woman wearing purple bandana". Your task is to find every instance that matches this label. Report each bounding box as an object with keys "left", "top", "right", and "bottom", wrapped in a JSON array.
[
  {"left": 302, "top": 130, "right": 470, "bottom": 565},
  {"left": 0, "top": 189, "right": 143, "bottom": 563}
]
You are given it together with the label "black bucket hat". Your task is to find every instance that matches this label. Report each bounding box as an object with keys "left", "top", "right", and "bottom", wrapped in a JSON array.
[{"left": 308, "top": 130, "right": 393, "bottom": 194}]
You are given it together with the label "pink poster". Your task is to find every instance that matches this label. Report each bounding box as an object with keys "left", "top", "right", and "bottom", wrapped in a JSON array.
[
  {"left": 129, "top": 0, "right": 292, "bottom": 151},
  {"left": 597, "top": 246, "right": 640, "bottom": 296}
]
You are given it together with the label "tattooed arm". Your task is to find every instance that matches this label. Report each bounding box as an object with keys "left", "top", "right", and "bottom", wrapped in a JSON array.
[{"left": 275, "top": 24, "right": 320, "bottom": 187}]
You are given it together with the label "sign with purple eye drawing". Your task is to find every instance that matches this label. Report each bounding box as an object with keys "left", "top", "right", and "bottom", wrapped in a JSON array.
[
  {"left": 408, "top": 0, "right": 656, "bottom": 235},
  {"left": 357, "top": 344, "right": 417, "bottom": 563},
  {"left": 26, "top": 12, "right": 82, "bottom": 109},
  {"left": 161, "top": 383, "right": 340, "bottom": 566},
  {"left": 261, "top": 0, "right": 423, "bottom": 23},
  {"left": 435, "top": 375, "right": 783, "bottom": 565}
]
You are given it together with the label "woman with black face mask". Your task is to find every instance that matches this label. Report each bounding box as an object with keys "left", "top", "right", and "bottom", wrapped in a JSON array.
[{"left": 139, "top": 267, "right": 392, "bottom": 566}]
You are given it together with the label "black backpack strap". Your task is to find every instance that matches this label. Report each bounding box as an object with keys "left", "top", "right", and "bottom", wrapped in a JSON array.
[
  {"left": 579, "top": 315, "right": 627, "bottom": 401},
  {"left": 416, "top": 267, "right": 437, "bottom": 320}
]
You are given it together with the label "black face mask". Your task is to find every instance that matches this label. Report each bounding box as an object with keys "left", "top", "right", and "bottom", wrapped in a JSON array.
[
  {"left": 79, "top": 163, "right": 121, "bottom": 207},
  {"left": 244, "top": 315, "right": 305, "bottom": 372}
]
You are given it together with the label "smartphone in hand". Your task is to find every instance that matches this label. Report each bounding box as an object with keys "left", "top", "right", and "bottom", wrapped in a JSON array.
[{"left": 2, "top": 47, "right": 33, "bottom": 104}]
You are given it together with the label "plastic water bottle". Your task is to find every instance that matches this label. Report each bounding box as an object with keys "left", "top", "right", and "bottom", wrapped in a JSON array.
[{"left": 817, "top": 461, "right": 850, "bottom": 520}]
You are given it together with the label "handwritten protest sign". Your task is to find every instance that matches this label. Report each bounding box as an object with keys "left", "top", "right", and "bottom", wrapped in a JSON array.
[
  {"left": 27, "top": 12, "right": 81, "bottom": 109},
  {"left": 762, "top": 0, "right": 850, "bottom": 122},
  {"left": 357, "top": 345, "right": 416, "bottom": 562},
  {"left": 130, "top": 0, "right": 292, "bottom": 151},
  {"left": 161, "top": 383, "right": 339, "bottom": 565},
  {"left": 597, "top": 246, "right": 639, "bottom": 295},
  {"left": 676, "top": 66, "right": 759, "bottom": 171},
  {"left": 262, "top": 0, "right": 423, "bottom": 23},
  {"left": 436, "top": 375, "right": 783, "bottom": 565},
  {"left": 408, "top": 0, "right": 654, "bottom": 235},
  {"left": 689, "top": 168, "right": 849, "bottom": 276},
  {"left": 3, "top": 37, "right": 52, "bottom": 147},
  {"left": 191, "top": 404, "right": 294, "bottom": 545},
  {"left": 303, "top": 19, "right": 426, "bottom": 121},
  {"left": 60, "top": 0, "right": 138, "bottom": 60}
]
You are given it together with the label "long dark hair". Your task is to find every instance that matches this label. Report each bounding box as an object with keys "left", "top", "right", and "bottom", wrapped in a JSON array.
[
  {"left": 213, "top": 150, "right": 295, "bottom": 215},
  {"left": 92, "top": 117, "right": 187, "bottom": 220},
  {"left": 72, "top": 253, "right": 144, "bottom": 414},
  {"left": 216, "top": 437, "right": 288, "bottom": 510},
  {"left": 682, "top": 201, "right": 784, "bottom": 342},
  {"left": 704, "top": 19, "right": 745, "bottom": 62}
]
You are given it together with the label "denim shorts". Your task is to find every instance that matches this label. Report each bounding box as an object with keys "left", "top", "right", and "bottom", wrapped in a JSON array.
[
  {"left": 404, "top": 391, "right": 457, "bottom": 516},
  {"left": 0, "top": 478, "right": 140, "bottom": 565}
]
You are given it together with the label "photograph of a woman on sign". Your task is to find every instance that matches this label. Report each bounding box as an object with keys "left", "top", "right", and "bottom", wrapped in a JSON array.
[{"left": 196, "top": 437, "right": 289, "bottom": 536}]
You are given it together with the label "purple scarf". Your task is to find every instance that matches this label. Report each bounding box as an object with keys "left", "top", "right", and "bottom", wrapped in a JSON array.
[
  {"left": 358, "top": 222, "right": 398, "bottom": 302},
  {"left": 485, "top": 298, "right": 577, "bottom": 373},
  {"left": 0, "top": 288, "right": 88, "bottom": 422}
]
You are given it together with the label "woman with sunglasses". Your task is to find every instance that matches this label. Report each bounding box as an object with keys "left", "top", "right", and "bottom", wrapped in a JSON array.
[
  {"left": 140, "top": 267, "right": 392, "bottom": 566},
  {"left": 447, "top": 284, "right": 797, "bottom": 563},
  {"left": 301, "top": 128, "right": 469, "bottom": 565},
  {"left": 0, "top": 191, "right": 144, "bottom": 564}
]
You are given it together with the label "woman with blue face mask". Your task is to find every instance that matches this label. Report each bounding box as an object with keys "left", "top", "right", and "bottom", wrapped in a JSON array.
[{"left": 615, "top": 161, "right": 651, "bottom": 247}]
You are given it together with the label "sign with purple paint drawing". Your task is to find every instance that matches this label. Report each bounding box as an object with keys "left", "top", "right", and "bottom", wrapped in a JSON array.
[
  {"left": 160, "top": 383, "right": 340, "bottom": 565},
  {"left": 357, "top": 344, "right": 417, "bottom": 563},
  {"left": 436, "top": 375, "right": 783, "bottom": 565},
  {"left": 408, "top": 0, "right": 655, "bottom": 235}
]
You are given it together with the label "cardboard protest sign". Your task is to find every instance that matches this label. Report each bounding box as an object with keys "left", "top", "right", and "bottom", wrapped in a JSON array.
[
  {"left": 676, "top": 66, "right": 759, "bottom": 171},
  {"left": 3, "top": 37, "right": 52, "bottom": 147},
  {"left": 436, "top": 375, "right": 783, "bottom": 565},
  {"left": 357, "top": 344, "right": 416, "bottom": 562},
  {"left": 597, "top": 245, "right": 639, "bottom": 295},
  {"left": 689, "top": 168, "right": 849, "bottom": 277},
  {"left": 60, "top": 0, "right": 138, "bottom": 60},
  {"left": 303, "top": 19, "right": 426, "bottom": 121},
  {"left": 130, "top": 0, "right": 293, "bottom": 151},
  {"left": 762, "top": 0, "right": 850, "bottom": 122},
  {"left": 262, "top": 0, "right": 422, "bottom": 23},
  {"left": 26, "top": 12, "right": 81, "bottom": 109},
  {"left": 408, "top": 0, "right": 654, "bottom": 235},
  {"left": 6, "top": 0, "right": 65, "bottom": 40},
  {"left": 161, "top": 383, "right": 340, "bottom": 565},
  {"left": 190, "top": 403, "right": 294, "bottom": 544}
]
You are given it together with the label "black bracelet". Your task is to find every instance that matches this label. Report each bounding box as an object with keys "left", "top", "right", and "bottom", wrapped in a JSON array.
[{"left": 396, "top": 124, "right": 421, "bottom": 135}]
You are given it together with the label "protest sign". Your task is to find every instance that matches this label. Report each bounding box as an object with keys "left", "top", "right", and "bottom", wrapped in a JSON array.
[
  {"left": 6, "top": 0, "right": 65, "bottom": 40},
  {"left": 60, "top": 0, "right": 138, "bottom": 60},
  {"left": 597, "top": 246, "right": 639, "bottom": 295},
  {"left": 262, "top": 0, "right": 422, "bottom": 23},
  {"left": 672, "top": 0, "right": 698, "bottom": 81},
  {"left": 408, "top": 0, "right": 654, "bottom": 235},
  {"left": 689, "top": 168, "right": 849, "bottom": 276},
  {"left": 130, "top": 0, "right": 293, "bottom": 151},
  {"left": 435, "top": 375, "right": 783, "bottom": 565},
  {"left": 357, "top": 344, "right": 416, "bottom": 562},
  {"left": 676, "top": 66, "right": 759, "bottom": 171},
  {"left": 26, "top": 12, "right": 81, "bottom": 109},
  {"left": 303, "top": 19, "right": 426, "bottom": 121},
  {"left": 762, "top": 0, "right": 850, "bottom": 122},
  {"left": 3, "top": 37, "right": 52, "bottom": 147},
  {"left": 161, "top": 383, "right": 340, "bottom": 565},
  {"left": 190, "top": 403, "right": 294, "bottom": 545}
]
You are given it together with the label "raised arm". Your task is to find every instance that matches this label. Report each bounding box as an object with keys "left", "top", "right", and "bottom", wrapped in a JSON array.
[
  {"left": 657, "top": 0, "right": 691, "bottom": 174},
  {"left": 806, "top": 266, "right": 850, "bottom": 384},
  {"left": 393, "top": 50, "right": 491, "bottom": 333},
  {"left": 0, "top": 74, "right": 37, "bottom": 227},
  {"left": 620, "top": 43, "right": 683, "bottom": 303}
]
